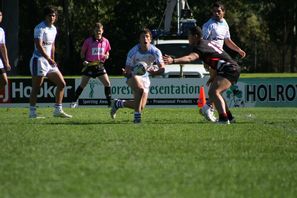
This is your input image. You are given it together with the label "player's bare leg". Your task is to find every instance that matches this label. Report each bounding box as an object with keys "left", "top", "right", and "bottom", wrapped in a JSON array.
[
  {"left": 79, "top": 75, "right": 91, "bottom": 89},
  {"left": 70, "top": 75, "right": 90, "bottom": 108},
  {"left": 29, "top": 76, "right": 45, "bottom": 118},
  {"left": 110, "top": 76, "right": 147, "bottom": 123},
  {"left": 127, "top": 76, "right": 144, "bottom": 123},
  {"left": 208, "top": 76, "right": 231, "bottom": 124},
  {"left": 0, "top": 70, "right": 8, "bottom": 92},
  {"left": 48, "top": 71, "right": 72, "bottom": 118},
  {"left": 223, "top": 96, "right": 235, "bottom": 123}
]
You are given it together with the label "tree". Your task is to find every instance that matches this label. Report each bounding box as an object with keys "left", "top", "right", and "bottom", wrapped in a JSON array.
[{"left": 16, "top": 0, "right": 297, "bottom": 75}]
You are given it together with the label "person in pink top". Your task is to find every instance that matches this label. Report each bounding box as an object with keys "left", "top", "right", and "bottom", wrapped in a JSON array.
[{"left": 70, "top": 22, "right": 112, "bottom": 107}]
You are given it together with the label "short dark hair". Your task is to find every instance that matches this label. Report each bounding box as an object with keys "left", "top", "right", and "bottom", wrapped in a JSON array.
[
  {"left": 43, "top": 5, "right": 57, "bottom": 17},
  {"left": 138, "top": 28, "right": 152, "bottom": 38},
  {"left": 213, "top": 1, "right": 225, "bottom": 12},
  {"left": 94, "top": 22, "right": 103, "bottom": 29},
  {"left": 188, "top": 26, "right": 203, "bottom": 38}
]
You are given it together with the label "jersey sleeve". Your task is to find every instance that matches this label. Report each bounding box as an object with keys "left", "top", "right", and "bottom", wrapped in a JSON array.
[
  {"left": 154, "top": 48, "right": 164, "bottom": 65},
  {"left": 125, "top": 49, "right": 134, "bottom": 67},
  {"left": 224, "top": 20, "right": 231, "bottom": 39},
  {"left": 105, "top": 39, "right": 111, "bottom": 52},
  {"left": 34, "top": 26, "right": 44, "bottom": 40},
  {"left": 202, "top": 22, "right": 211, "bottom": 40}
]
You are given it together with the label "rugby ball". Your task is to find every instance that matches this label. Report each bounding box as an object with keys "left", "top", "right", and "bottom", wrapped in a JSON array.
[{"left": 133, "top": 61, "right": 147, "bottom": 75}]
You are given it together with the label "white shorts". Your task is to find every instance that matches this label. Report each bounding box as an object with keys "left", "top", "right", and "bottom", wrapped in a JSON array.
[
  {"left": 141, "top": 76, "right": 151, "bottom": 93},
  {"left": 30, "top": 56, "right": 59, "bottom": 76},
  {"left": 0, "top": 58, "right": 4, "bottom": 69},
  {"left": 127, "top": 75, "right": 151, "bottom": 94}
]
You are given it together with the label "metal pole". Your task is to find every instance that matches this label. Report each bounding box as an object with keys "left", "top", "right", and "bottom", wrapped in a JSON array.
[
  {"left": 177, "top": 0, "right": 180, "bottom": 35},
  {"left": 179, "top": 64, "right": 184, "bottom": 78}
]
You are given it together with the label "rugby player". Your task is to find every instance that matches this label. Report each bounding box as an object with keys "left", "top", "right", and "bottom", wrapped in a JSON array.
[
  {"left": 201, "top": 1, "right": 246, "bottom": 122},
  {"left": 110, "top": 28, "right": 165, "bottom": 123},
  {"left": 29, "top": 5, "right": 72, "bottom": 118},
  {"left": 164, "top": 26, "right": 240, "bottom": 124}
]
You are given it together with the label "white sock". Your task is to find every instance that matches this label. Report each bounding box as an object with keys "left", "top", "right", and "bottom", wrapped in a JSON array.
[
  {"left": 55, "top": 104, "right": 62, "bottom": 111},
  {"left": 116, "top": 100, "right": 125, "bottom": 108}
]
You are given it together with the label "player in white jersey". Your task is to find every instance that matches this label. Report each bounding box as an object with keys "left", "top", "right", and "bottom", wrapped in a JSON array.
[
  {"left": 201, "top": 2, "right": 246, "bottom": 123},
  {"left": 0, "top": 11, "right": 11, "bottom": 91},
  {"left": 202, "top": 2, "right": 246, "bottom": 56},
  {"left": 110, "top": 28, "right": 165, "bottom": 123},
  {"left": 29, "top": 6, "right": 72, "bottom": 119}
]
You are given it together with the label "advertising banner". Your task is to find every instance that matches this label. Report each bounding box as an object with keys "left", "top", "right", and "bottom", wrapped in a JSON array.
[
  {"left": 0, "top": 78, "right": 75, "bottom": 106},
  {"left": 1, "top": 77, "right": 297, "bottom": 107},
  {"left": 238, "top": 78, "right": 297, "bottom": 107},
  {"left": 76, "top": 77, "right": 297, "bottom": 107},
  {"left": 77, "top": 78, "right": 207, "bottom": 106}
]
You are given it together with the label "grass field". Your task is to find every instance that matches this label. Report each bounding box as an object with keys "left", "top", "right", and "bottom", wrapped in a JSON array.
[{"left": 1, "top": 107, "right": 297, "bottom": 198}]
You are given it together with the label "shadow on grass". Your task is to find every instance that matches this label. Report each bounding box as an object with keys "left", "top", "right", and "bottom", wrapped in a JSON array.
[
  {"left": 19, "top": 115, "right": 289, "bottom": 125},
  {"left": 30, "top": 120, "right": 256, "bottom": 125},
  {"left": 25, "top": 119, "right": 212, "bottom": 125}
]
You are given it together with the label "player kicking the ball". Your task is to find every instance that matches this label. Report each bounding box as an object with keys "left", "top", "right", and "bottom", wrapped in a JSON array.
[
  {"left": 110, "top": 28, "right": 165, "bottom": 123},
  {"left": 163, "top": 26, "right": 240, "bottom": 124}
]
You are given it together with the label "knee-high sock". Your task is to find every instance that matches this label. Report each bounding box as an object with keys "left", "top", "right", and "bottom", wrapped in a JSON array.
[{"left": 72, "top": 86, "right": 84, "bottom": 102}]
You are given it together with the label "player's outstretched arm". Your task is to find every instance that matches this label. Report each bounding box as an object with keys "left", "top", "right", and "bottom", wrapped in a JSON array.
[{"left": 163, "top": 52, "right": 199, "bottom": 64}]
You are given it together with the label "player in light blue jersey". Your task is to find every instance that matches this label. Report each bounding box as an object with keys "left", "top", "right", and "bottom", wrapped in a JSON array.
[
  {"left": 110, "top": 28, "right": 165, "bottom": 123},
  {"left": 29, "top": 6, "right": 72, "bottom": 119}
]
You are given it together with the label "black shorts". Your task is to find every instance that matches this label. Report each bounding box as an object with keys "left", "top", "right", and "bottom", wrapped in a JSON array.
[
  {"left": 81, "top": 66, "right": 107, "bottom": 78},
  {"left": 217, "top": 62, "right": 240, "bottom": 84}
]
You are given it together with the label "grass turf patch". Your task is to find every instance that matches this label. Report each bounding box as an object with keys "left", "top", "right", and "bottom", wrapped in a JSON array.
[{"left": 1, "top": 107, "right": 297, "bottom": 197}]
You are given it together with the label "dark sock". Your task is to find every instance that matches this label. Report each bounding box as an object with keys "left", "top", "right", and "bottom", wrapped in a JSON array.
[
  {"left": 219, "top": 113, "right": 228, "bottom": 121},
  {"left": 226, "top": 111, "right": 234, "bottom": 120},
  {"left": 72, "top": 86, "right": 84, "bottom": 102},
  {"left": 134, "top": 112, "right": 141, "bottom": 120},
  {"left": 105, "top": 86, "right": 111, "bottom": 106}
]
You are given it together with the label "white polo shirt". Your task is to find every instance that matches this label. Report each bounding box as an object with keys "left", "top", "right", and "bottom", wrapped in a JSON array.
[
  {"left": 33, "top": 21, "right": 57, "bottom": 58},
  {"left": 202, "top": 18, "right": 230, "bottom": 49}
]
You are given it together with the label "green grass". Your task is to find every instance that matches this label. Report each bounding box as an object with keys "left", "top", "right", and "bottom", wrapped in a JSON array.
[
  {"left": 1, "top": 107, "right": 297, "bottom": 198},
  {"left": 240, "top": 73, "right": 297, "bottom": 78}
]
